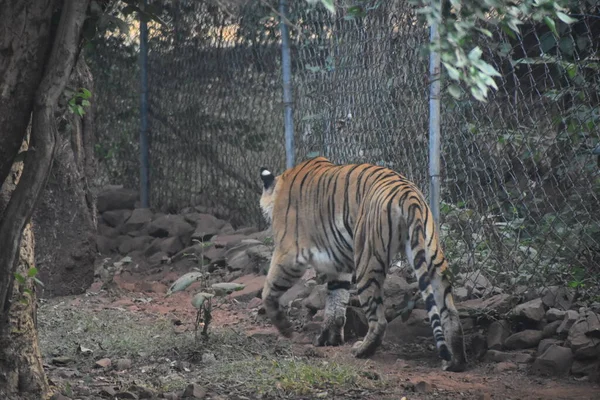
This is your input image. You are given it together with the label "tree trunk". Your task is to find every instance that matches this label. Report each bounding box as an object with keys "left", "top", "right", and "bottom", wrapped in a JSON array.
[
  {"left": 34, "top": 57, "right": 98, "bottom": 298},
  {"left": 0, "top": 146, "right": 49, "bottom": 399},
  {"left": 0, "top": 1, "right": 91, "bottom": 398}
]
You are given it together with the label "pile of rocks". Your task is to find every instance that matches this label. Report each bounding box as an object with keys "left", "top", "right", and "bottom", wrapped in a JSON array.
[{"left": 94, "top": 186, "right": 272, "bottom": 286}]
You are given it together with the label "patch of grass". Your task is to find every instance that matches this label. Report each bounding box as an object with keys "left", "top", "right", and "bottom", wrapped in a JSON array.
[{"left": 203, "top": 357, "right": 386, "bottom": 398}]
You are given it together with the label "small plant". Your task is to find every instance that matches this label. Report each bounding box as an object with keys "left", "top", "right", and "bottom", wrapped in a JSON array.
[
  {"left": 14, "top": 267, "right": 44, "bottom": 304},
  {"left": 66, "top": 87, "right": 92, "bottom": 117}
]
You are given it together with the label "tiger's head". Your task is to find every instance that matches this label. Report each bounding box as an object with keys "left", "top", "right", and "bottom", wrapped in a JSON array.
[{"left": 259, "top": 167, "right": 277, "bottom": 223}]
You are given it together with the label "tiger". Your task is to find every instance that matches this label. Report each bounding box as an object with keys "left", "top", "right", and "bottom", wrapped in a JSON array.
[{"left": 259, "top": 156, "right": 467, "bottom": 372}]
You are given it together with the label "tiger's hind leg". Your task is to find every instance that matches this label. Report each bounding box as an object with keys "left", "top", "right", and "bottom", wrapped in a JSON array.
[
  {"left": 314, "top": 274, "right": 352, "bottom": 347},
  {"left": 261, "top": 250, "right": 307, "bottom": 338},
  {"left": 350, "top": 225, "right": 390, "bottom": 358}
]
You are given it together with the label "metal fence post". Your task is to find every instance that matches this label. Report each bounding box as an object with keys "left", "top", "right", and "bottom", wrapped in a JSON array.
[
  {"left": 139, "top": 0, "right": 150, "bottom": 208},
  {"left": 279, "top": 0, "right": 295, "bottom": 169},
  {"left": 428, "top": 19, "right": 441, "bottom": 223}
]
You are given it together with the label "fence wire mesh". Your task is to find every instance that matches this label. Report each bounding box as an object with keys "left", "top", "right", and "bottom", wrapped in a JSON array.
[{"left": 91, "top": 0, "right": 600, "bottom": 298}]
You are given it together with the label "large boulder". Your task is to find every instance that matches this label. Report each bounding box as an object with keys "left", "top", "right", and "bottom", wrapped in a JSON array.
[
  {"left": 97, "top": 187, "right": 138, "bottom": 213},
  {"left": 531, "top": 345, "right": 574, "bottom": 376},
  {"left": 188, "top": 213, "right": 228, "bottom": 241},
  {"left": 510, "top": 298, "right": 546, "bottom": 323},
  {"left": 566, "top": 311, "right": 600, "bottom": 360},
  {"left": 385, "top": 309, "right": 433, "bottom": 344},
  {"left": 148, "top": 214, "right": 194, "bottom": 244},
  {"left": 122, "top": 208, "right": 154, "bottom": 233},
  {"left": 102, "top": 209, "right": 132, "bottom": 228}
]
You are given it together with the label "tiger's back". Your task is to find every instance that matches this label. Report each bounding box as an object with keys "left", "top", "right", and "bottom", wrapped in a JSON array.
[{"left": 260, "top": 156, "right": 467, "bottom": 372}]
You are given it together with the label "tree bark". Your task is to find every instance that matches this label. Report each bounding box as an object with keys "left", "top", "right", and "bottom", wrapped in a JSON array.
[
  {"left": 0, "top": 0, "right": 58, "bottom": 191},
  {"left": 0, "top": 0, "right": 91, "bottom": 398},
  {"left": 0, "top": 151, "right": 49, "bottom": 399}
]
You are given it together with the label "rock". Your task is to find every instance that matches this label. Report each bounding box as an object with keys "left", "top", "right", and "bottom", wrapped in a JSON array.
[
  {"left": 96, "top": 236, "right": 118, "bottom": 254},
  {"left": 226, "top": 274, "right": 266, "bottom": 302},
  {"left": 188, "top": 213, "right": 227, "bottom": 240},
  {"left": 122, "top": 208, "right": 154, "bottom": 233},
  {"left": 201, "top": 353, "right": 216, "bottom": 364},
  {"left": 115, "top": 358, "right": 132, "bottom": 371},
  {"left": 494, "top": 361, "right": 517, "bottom": 372},
  {"left": 51, "top": 356, "right": 75, "bottom": 365},
  {"left": 541, "top": 286, "right": 574, "bottom": 310},
  {"left": 302, "top": 285, "right": 328, "bottom": 312},
  {"left": 50, "top": 394, "right": 72, "bottom": 400},
  {"left": 546, "top": 308, "right": 566, "bottom": 322},
  {"left": 145, "top": 237, "right": 184, "bottom": 257},
  {"left": 504, "top": 330, "right": 543, "bottom": 350},
  {"left": 225, "top": 240, "right": 265, "bottom": 272},
  {"left": 279, "top": 279, "right": 313, "bottom": 307},
  {"left": 415, "top": 381, "right": 432, "bottom": 393},
  {"left": 457, "top": 294, "right": 517, "bottom": 315},
  {"left": 487, "top": 320, "right": 511, "bottom": 350},
  {"left": 571, "top": 359, "right": 600, "bottom": 378},
  {"left": 204, "top": 246, "right": 227, "bottom": 263},
  {"left": 470, "top": 332, "right": 488, "bottom": 360},
  {"left": 212, "top": 234, "right": 247, "bottom": 249},
  {"left": 556, "top": 309, "right": 579, "bottom": 336},
  {"left": 458, "top": 271, "right": 493, "bottom": 296},
  {"left": 531, "top": 345, "right": 574, "bottom": 376},
  {"left": 385, "top": 309, "right": 433, "bottom": 344},
  {"left": 454, "top": 287, "right": 469, "bottom": 301},
  {"left": 510, "top": 298, "right": 545, "bottom": 323},
  {"left": 212, "top": 282, "right": 245, "bottom": 296},
  {"left": 344, "top": 306, "right": 369, "bottom": 340},
  {"left": 543, "top": 320, "right": 562, "bottom": 338},
  {"left": 148, "top": 215, "right": 194, "bottom": 243},
  {"left": 538, "top": 338, "right": 562, "bottom": 355},
  {"left": 484, "top": 350, "right": 534, "bottom": 364},
  {"left": 248, "top": 297, "right": 263, "bottom": 309},
  {"left": 114, "top": 391, "right": 138, "bottom": 399},
  {"left": 245, "top": 245, "right": 272, "bottom": 275},
  {"left": 567, "top": 312, "right": 600, "bottom": 360},
  {"left": 182, "top": 383, "right": 207, "bottom": 399},
  {"left": 95, "top": 358, "right": 112, "bottom": 368},
  {"left": 128, "top": 385, "right": 155, "bottom": 399},
  {"left": 118, "top": 235, "right": 153, "bottom": 255},
  {"left": 102, "top": 209, "right": 132, "bottom": 228},
  {"left": 99, "top": 386, "right": 117, "bottom": 397},
  {"left": 147, "top": 251, "right": 169, "bottom": 266},
  {"left": 98, "top": 223, "right": 120, "bottom": 238},
  {"left": 383, "top": 275, "right": 413, "bottom": 320},
  {"left": 97, "top": 187, "right": 138, "bottom": 212}
]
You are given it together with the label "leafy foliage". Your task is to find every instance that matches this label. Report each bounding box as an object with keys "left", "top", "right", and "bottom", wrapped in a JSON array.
[{"left": 310, "top": 0, "right": 582, "bottom": 101}]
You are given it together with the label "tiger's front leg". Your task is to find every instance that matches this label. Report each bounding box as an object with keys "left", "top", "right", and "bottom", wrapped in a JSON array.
[
  {"left": 314, "top": 275, "right": 351, "bottom": 347},
  {"left": 261, "top": 250, "right": 307, "bottom": 338}
]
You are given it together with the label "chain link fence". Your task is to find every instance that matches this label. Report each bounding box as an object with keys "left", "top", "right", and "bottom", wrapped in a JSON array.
[{"left": 91, "top": 0, "right": 599, "bottom": 297}]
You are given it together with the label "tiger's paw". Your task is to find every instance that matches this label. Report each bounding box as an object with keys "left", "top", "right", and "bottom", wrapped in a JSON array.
[
  {"left": 314, "top": 328, "right": 343, "bottom": 347},
  {"left": 351, "top": 337, "right": 381, "bottom": 359}
]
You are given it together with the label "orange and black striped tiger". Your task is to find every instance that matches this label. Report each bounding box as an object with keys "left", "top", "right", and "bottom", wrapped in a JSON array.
[{"left": 259, "top": 156, "right": 467, "bottom": 372}]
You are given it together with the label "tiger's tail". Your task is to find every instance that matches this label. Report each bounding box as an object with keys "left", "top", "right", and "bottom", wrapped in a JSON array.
[{"left": 403, "top": 198, "right": 464, "bottom": 366}]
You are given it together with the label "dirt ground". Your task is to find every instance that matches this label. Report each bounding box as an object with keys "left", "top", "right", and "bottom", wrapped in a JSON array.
[{"left": 38, "top": 273, "right": 600, "bottom": 400}]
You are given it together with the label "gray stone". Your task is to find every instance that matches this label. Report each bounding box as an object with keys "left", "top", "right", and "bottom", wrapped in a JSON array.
[
  {"left": 538, "top": 338, "right": 562, "bottom": 355},
  {"left": 541, "top": 286, "right": 574, "bottom": 310},
  {"left": 510, "top": 298, "right": 546, "bottom": 323},
  {"left": 557, "top": 309, "right": 579, "bottom": 336},
  {"left": 148, "top": 214, "right": 194, "bottom": 243},
  {"left": 102, "top": 209, "right": 132, "bottom": 228},
  {"left": 97, "top": 187, "right": 138, "bottom": 212},
  {"left": 118, "top": 235, "right": 153, "bottom": 255},
  {"left": 145, "top": 237, "right": 184, "bottom": 257},
  {"left": 385, "top": 309, "right": 433, "bottom": 344},
  {"left": 487, "top": 320, "right": 511, "bottom": 350},
  {"left": 188, "top": 213, "right": 227, "bottom": 240},
  {"left": 302, "top": 285, "right": 327, "bottom": 312},
  {"left": 182, "top": 383, "right": 207, "bottom": 399},
  {"left": 546, "top": 308, "right": 567, "bottom": 322},
  {"left": 504, "top": 330, "right": 543, "bottom": 350},
  {"left": 484, "top": 349, "right": 534, "bottom": 364},
  {"left": 122, "top": 208, "right": 154, "bottom": 233},
  {"left": 458, "top": 271, "right": 493, "bottom": 295},
  {"left": 571, "top": 359, "right": 600, "bottom": 378},
  {"left": 531, "top": 345, "right": 574, "bottom": 376},
  {"left": 344, "top": 306, "right": 369, "bottom": 340},
  {"left": 98, "top": 223, "right": 120, "bottom": 238},
  {"left": 542, "top": 320, "right": 562, "bottom": 338},
  {"left": 457, "top": 294, "right": 518, "bottom": 315},
  {"left": 96, "top": 236, "right": 117, "bottom": 254},
  {"left": 567, "top": 312, "right": 600, "bottom": 360}
]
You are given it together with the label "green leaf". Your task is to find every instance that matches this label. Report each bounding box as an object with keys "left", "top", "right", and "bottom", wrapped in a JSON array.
[
  {"left": 477, "top": 60, "right": 501, "bottom": 77},
  {"left": 556, "top": 12, "right": 577, "bottom": 24},
  {"left": 318, "top": 0, "right": 335, "bottom": 15},
  {"left": 443, "top": 63, "right": 460, "bottom": 81},
  {"left": 467, "top": 46, "right": 483, "bottom": 62},
  {"left": 544, "top": 16, "right": 558, "bottom": 37},
  {"left": 191, "top": 292, "right": 214, "bottom": 309},
  {"left": 81, "top": 88, "right": 92, "bottom": 99},
  {"left": 27, "top": 267, "right": 38, "bottom": 277},
  {"left": 14, "top": 273, "right": 26, "bottom": 284},
  {"left": 448, "top": 84, "right": 462, "bottom": 99},
  {"left": 81, "top": 100, "right": 91, "bottom": 107}
]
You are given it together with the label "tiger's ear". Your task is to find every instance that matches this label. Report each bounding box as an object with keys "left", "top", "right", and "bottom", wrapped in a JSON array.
[{"left": 260, "top": 168, "right": 275, "bottom": 190}]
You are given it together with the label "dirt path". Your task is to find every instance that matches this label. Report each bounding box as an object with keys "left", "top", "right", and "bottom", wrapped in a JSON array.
[{"left": 38, "top": 283, "right": 600, "bottom": 400}]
